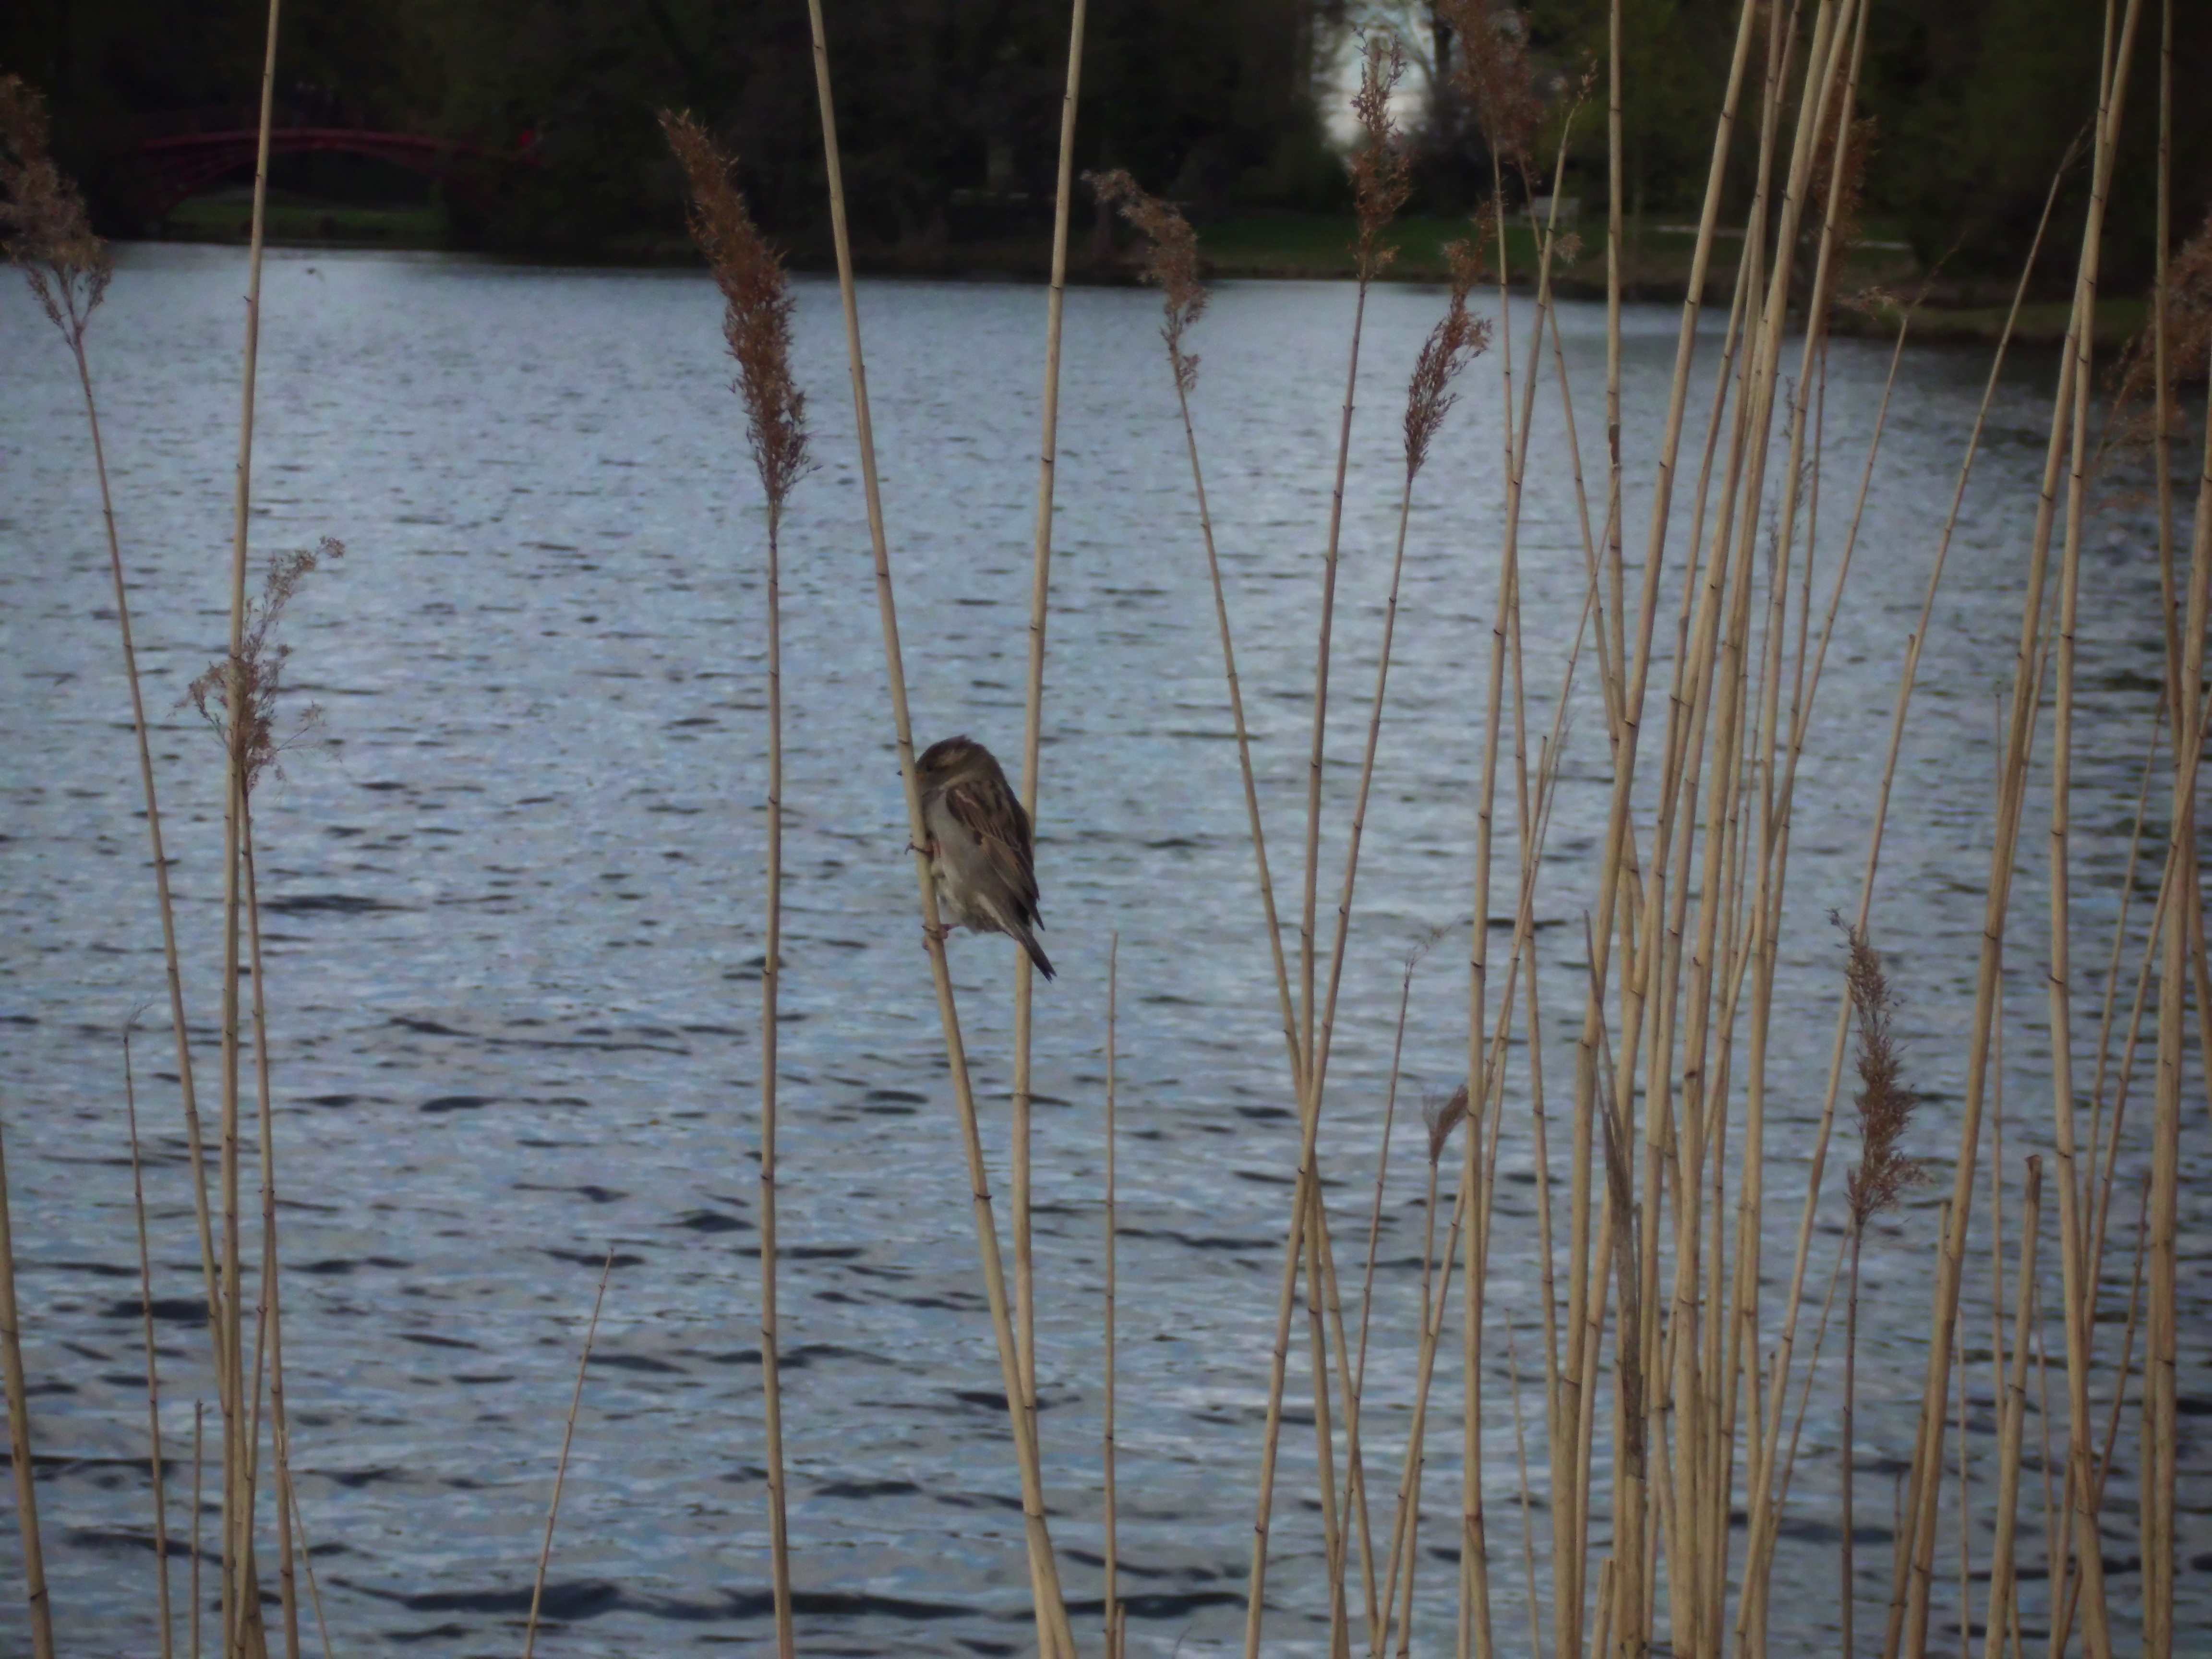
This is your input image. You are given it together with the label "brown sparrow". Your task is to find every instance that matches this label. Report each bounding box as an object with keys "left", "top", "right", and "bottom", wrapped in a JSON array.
[{"left": 914, "top": 735, "right": 1055, "bottom": 980}]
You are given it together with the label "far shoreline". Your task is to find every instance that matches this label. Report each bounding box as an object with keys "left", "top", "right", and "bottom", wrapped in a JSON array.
[{"left": 135, "top": 199, "right": 2140, "bottom": 351}]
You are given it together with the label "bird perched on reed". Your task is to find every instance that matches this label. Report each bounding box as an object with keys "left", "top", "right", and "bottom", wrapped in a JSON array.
[{"left": 914, "top": 735, "right": 1055, "bottom": 980}]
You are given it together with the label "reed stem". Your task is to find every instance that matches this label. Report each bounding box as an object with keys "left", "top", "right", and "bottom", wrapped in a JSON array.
[
  {"left": 0, "top": 1106, "right": 52, "bottom": 1659},
  {"left": 219, "top": 2, "right": 283, "bottom": 1647},
  {"left": 1102, "top": 933, "right": 1118, "bottom": 1659},
  {"left": 800, "top": 9, "right": 1073, "bottom": 1645},
  {"left": 123, "top": 1019, "right": 178, "bottom": 1659},
  {"left": 1011, "top": 31, "right": 1088, "bottom": 1641},
  {"left": 522, "top": 1245, "right": 614, "bottom": 1659}
]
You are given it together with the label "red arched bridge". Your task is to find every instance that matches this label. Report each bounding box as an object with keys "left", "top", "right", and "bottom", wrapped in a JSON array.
[{"left": 132, "top": 127, "right": 534, "bottom": 218}]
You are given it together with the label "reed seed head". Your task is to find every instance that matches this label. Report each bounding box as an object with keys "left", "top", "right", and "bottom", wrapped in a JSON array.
[
  {"left": 1439, "top": 0, "right": 1542, "bottom": 172},
  {"left": 1837, "top": 916, "right": 1922, "bottom": 1229},
  {"left": 2114, "top": 207, "right": 2212, "bottom": 440},
  {"left": 0, "top": 72, "right": 110, "bottom": 346},
  {"left": 186, "top": 538, "right": 345, "bottom": 795},
  {"left": 1423, "top": 1082, "right": 1468, "bottom": 1166},
  {"left": 1087, "top": 168, "right": 1207, "bottom": 395},
  {"left": 1402, "top": 239, "right": 1491, "bottom": 478},
  {"left": 1808, "top": 114, "right": 1875, "bottom": 261},
  {"left": 1349, "top": 35, "right": 1412, "bottom": 281},
  {"left": 660, "top": 110, "right": 811, "bottom": 516}
]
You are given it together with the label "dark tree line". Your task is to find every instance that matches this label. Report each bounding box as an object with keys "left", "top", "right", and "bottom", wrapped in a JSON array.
[{"left": 3, "top": 0, "right": 2204, "bottom": 279}]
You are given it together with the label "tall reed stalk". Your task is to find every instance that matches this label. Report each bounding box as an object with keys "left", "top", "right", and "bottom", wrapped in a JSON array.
[
  {"left": 0, "top": 1105, "right": 51, "bottom": 1659},
  {"left": 1010, "top": 31, "right": 1088, "bottom": 1623},
  {"left": 800, "top": 6, "right": 1073, "bottom": 1646},
  {"left": 211, "top": 3, "right": 285, "bottom": 1647},
  {"left": 1101, "top": 933, "right": 1120, "bottom": 1659},
  {"left": 522, "top": 1245, "right": 614, "bottom": 1659},
  {"left": 123, "top": 1019, "right": 178, "bottom": 1659},
  {"left": 660, "top": 110, "right": 812, "bottom": 1656}
]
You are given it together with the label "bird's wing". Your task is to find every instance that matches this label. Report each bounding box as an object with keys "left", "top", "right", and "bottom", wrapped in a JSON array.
[{"left": 943, "top": 776, "right": 1040, "bottom": 916}]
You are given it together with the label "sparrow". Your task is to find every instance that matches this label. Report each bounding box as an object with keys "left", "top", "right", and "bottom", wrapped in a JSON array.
[{"left": 914, "top": 734, "right": 1056, "bottom": 981}]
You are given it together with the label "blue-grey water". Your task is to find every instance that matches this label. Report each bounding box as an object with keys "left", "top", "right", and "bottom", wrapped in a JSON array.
[{"left": 0, "top": 244, "right": 2204, "bottom": 1656}]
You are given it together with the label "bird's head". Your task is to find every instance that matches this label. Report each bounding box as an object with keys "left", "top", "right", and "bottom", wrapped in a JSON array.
[{"left": 916, "top": 734, "right": 987, "bottom": 784}]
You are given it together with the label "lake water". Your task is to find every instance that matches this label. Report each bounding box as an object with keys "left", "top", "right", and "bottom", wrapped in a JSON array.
[{"left": 1, "top": 244, "right": 2204, "bottom": 1655}]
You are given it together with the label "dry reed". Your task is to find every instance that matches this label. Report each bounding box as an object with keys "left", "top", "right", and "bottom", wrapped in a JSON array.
[
  {"left": 800, "top": 2, "right": 1074, "bottom": 1644},
  {"left": 1102, "top": 933, "right": 1120, "bottom": 1659},
  {"left": 1010, "top": 28, "right": 1089, "bottom": 1635},
  {"left": 1839, "top": 923, "right": 1922, "bottom": 1656},
  {"left": 123, "top": 1018, "right": 178, "bottom": 1659},
  {"left": 523, "top": 1245, "right": 614, "bottom": 1658},
  {"left": 660, "top": 108, "right": 809, "bottom": 1657},
  {"left": 0, "top": 1105, "right": 52, "bottom": 1659}
]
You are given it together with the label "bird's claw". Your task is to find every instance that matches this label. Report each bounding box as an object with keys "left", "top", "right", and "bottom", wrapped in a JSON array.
[
  {"left": 921, "top": 922, "right": 951, "bottom": 946},
  {"left": 907, "top": 839, "right": 938, "bottom": 860}
]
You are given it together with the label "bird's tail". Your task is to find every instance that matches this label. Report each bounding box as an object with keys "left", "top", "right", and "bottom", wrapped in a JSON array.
[{"left": 1016, "top": 925, "right": 1056, "bottom": 982}]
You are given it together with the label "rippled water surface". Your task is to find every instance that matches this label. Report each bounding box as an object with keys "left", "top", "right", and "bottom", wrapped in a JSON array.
[{"left": 1, "top": 245, "right": 2205, "bottom": 1655}]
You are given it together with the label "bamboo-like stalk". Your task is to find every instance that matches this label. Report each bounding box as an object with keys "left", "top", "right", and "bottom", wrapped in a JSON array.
[
  {"left": 1981, "top": 1161, "right": 2044, "bottom": 1659},
  {"left": 521, "top": 1245, "right": 614, "bottom": 1659},
  {"left": 0, "top": 88, "right": 235, "bottom": 1647},
  {"left": 1010, "top": 32, "right": 1088, "bottom": 1640},
  {"left": 192, "top": 1401, "right": 204, "bottom": 1659},
  {"left": 123, "top": 1018, "right": 178, "bottom": 1659},
  {"left": 61, "top": 253, "right": 228, "bottom": 1408},
  {"left": 800, "top": 10, "right": 1073, "bottom": 1647},
  {"left": 659, "top": 109, "right": 812, "bottom": 1659},
  {"left": 0, "top": 1105, "right": 53, "bottom": 1659},
  {"left": 219, "top": 4, "right": 283, "bottom": 1648},
  {"left": 1554, "top": 0, "right": 1761, "bottom": 1636},
  {"left": 1876, "top": 15, "right": 2138, "bottom": 1643},
  {"left": 1740, "top": 140, "right": 2073, "bottom": 1620},
  {"left": 239, "top": 814, "right": 299, "bottom": 1659},
  {"left": 2144, "top": 225, "right": 2212, "bottom": 1659},
  {"left": 1102, "top": 933, "right": 1118, "bottom": 1659},
  {"left": 2036, "top": 10, "right": 2140, "bottom": 1648},
  {"left": 758, "top": 450, "right": 793, "bottom": 1659},
  {"left": 1843, "top": 1218, "right": 1863, "bottom": 1659},
  {"left": 282, "top": 1464, "right": 333, "bottom": 1659},
  {"left": 1240, "top": 48, "right": 1412, "bottom": 1651}
]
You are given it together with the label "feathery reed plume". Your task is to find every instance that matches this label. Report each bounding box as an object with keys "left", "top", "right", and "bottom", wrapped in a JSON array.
[
  {"left": 123, "top": 1016, "right": 177, "bottom": 1659},
  {"left": 0, "top": 1105, "right": 53, "bottom": 1659},
  {"left": 185, "top": 540, "right": 344, "bottom": 793},
  {"left": 0, "top": 73, "right": 110, "bottom": 341},
  {"left": 1437, "top": 0, "right": 1542, "bottom": 169},
  {"left": 1349, "top": 35, "right": 1411, "bottom": 280},
  {"left": 1403, "top": 240, "right": 1489, "bottom": 479},
  {"left": 1086, "top": 169, "right": 1205, "bottom": 393},
  {"left": 1837, "top": 918, "right": 1920, "bottom": 1658},
  {"left": 660, "top": 107, "right": 810, "bottom": 1658},
  {"left": 1841, "top": 924, "right": 1921, "bottom": 1226},
  {"left": 1423, "top": 1083, "right": 1469, "bottom": 1169},
  {"left": 523, "top": 1245, "right": 615, "bottom": 1659},
  {"left": 660, "top": 112, "right": 811, "bottom": 514},
  {"left": 1805, "top": 114, "right": 1876, "bottom": 265},
  {"left": 2112, "top": 208, "right": 2212, "bottom": 434}
]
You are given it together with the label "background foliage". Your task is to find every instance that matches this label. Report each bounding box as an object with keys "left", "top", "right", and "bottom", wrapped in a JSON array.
[{"left": 2, "top": 0, "right": 2204, "bottom": 278}]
